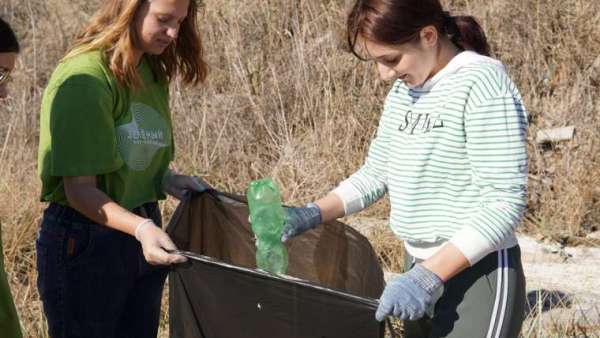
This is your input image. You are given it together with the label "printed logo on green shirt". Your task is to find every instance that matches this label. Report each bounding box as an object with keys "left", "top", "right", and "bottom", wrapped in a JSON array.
[{"left": 116, "top": 102, "right": 169, "bottom": 171}]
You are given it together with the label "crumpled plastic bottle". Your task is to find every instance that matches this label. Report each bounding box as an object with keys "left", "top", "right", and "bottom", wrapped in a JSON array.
[{"left": 247, "top": 177, "right": 288, "bottom": 274}]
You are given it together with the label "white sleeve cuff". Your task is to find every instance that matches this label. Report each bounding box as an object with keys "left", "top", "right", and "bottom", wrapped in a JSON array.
[
  {"left": 449, "top": 227, "right": 496, "bottom": 266},
  {"left": 331, "top": 181, "right": 365, "bottom": 216}
]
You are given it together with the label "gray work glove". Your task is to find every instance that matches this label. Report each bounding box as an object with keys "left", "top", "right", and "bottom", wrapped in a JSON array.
[
  {"left": 280, "top": 203, "right": 322, "bottom": 242},
  {"left": 375, "top": 264, "right": 443, "bottom": 321},
  {"left": 162, "top": 169, "right": 209, "bottom": 200}
]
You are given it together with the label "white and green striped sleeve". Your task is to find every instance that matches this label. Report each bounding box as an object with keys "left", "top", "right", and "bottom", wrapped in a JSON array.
[
  {"left": 331, "top": 104, "right": 392, "bottom": 215},
  {"left": 450, "top": 73, "right": 529, "bottom": 265}
]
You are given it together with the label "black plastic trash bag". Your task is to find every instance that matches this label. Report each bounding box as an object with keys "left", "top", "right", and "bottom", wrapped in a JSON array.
[{"left": 166, "top": 190, "right": 386, "bottom": 338}]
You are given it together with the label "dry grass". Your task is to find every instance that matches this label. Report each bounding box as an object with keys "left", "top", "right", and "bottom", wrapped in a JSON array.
[{"left": 0, "top": 0, "right": 598, "bottom": 336}]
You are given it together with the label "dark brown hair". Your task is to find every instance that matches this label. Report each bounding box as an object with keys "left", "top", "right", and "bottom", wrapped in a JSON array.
[{"left": 347, "top": 0, "right": 490, "bottom": 59}]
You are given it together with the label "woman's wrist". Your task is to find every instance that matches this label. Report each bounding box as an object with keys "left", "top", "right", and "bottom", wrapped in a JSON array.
[
  {"left": 314, "top": 193, "right": 345, "bottom": 223},
  {"left": 134, "top": 218, "right": 155, "bottom": 241},
  {"left": 421, "top": 243, "right": 470, "bottom": 282}
]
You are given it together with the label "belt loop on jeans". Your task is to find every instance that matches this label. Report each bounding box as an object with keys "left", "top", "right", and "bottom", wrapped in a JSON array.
[
  {"left": 139, "top": 205, "right": 149, "bottom": 218},
  {"left": 132, "top": 202, "right": 160, "bottom": 225}
]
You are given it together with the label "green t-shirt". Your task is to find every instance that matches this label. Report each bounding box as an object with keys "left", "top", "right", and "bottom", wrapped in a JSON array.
[{"left": 37, "top": 51, "right": 174, "bottom": 210}]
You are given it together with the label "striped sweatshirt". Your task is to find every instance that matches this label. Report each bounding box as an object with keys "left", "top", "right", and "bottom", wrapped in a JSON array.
[{"left": 333, "top": 51, "right": 528, "bottom": 265}]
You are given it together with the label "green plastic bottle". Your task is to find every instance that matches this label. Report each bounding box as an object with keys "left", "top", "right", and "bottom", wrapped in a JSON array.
[
  {"left": 247, "top": 178, "right": 288, "bottom": 274},
  {"left": 255, "top": 237, "right": 288, "bottom": 274}
]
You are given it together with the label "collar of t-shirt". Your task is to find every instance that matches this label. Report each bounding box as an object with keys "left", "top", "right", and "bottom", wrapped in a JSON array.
[{"left": 410, "top": 50, "right": 505, "bottom": 92}]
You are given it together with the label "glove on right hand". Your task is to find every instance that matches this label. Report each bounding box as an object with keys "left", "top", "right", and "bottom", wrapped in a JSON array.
[
  {"left": 375, "top": 263, "right": 443, "bottom": 321},
  {"left": 135, "top": 220, "right": 187, "bottom": 265},
  {"left": 280, "top": 203, "right": 322, "bottom": 242}
]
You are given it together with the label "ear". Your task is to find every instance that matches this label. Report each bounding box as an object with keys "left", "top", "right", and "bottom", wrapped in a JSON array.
[{"left": 419, "top": 25, "right": 439, "bottom": 48}]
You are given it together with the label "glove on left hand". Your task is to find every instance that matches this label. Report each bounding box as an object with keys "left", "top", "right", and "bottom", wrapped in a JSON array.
[
  {"left": 162, "top": 170, "right": 209, "bottom": 200},
  {"left": 375, "top": 263, "right": 443, "bottom": 321}
]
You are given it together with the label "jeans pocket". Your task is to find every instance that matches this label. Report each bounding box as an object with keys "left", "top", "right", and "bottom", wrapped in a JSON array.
[{"left": 65, "top": 223, "right": 95, "bottom": 266}]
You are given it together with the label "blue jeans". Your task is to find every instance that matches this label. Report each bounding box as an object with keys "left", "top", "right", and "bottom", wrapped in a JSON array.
[{"left": 36, "top": 202, "right": 168, "bottom": 338}]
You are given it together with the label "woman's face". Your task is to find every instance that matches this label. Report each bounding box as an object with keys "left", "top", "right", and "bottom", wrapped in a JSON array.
[
  {"left": 364, "top": 26, "right": 440, "bottom": 88},
  {"left": 134, "top": 0, "right": 190, "bottom": 55},
  {"left": 0, "top": 52, "right": 17, "bottom": 99}
]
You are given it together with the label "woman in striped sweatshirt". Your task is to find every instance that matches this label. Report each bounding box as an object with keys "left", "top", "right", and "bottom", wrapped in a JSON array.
[{"left": 282, "top": 0, "right": 528, "bottom": 337}]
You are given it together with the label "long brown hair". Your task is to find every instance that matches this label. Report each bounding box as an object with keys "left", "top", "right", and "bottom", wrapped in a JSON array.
[
  {"left": 347, "top": 0, "right": 490, "bottom": 59},
  {"left": 64, "top": 0, "right": 208, "bottom": 88}
]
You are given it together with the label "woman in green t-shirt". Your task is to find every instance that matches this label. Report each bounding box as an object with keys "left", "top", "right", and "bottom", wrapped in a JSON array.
[
  {"left": 36, "top": 0, "right": 208, "bottom": 336},
  {"left": 0, "top": 16, "right": 24, "bottom": 338}
]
